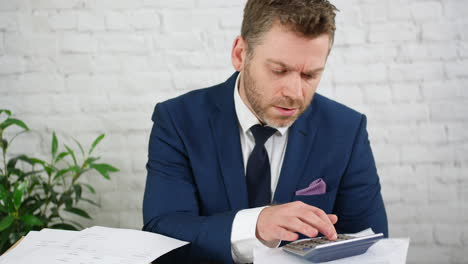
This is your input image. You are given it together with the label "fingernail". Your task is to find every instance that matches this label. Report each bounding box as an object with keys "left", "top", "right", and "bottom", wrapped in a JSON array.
[{"left": 331, "top": 233, "right": 337, "bottom": 240}]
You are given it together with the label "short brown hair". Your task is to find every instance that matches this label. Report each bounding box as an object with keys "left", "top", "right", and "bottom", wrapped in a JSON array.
[{"left": 241, "top": 0, "right": 338, "bottom": 54}]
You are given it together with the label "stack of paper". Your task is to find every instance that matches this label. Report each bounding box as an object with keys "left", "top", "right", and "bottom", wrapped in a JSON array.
[{"left": 0, "top": 226, "right": 188, "bottom": 264}]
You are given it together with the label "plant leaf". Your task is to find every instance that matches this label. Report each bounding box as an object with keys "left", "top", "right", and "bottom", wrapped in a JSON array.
[
  {"left": 0, "top": 139, "right": 7, "bottom": 151},
  {"left": 0, "top": 109, "right": 12, "bottom": 117},
  {"left": 81, "top": 198, "right": 100, "bottom": 207},
  {"left": 82, "top": 183, "right": 96, "bottom": 194},
  {"left": 72, "top": 137, "right": 85, "bottom": 158},
  {"left": 0, "top": 118, "right": 29, "bottom": 131},
  {"left": 64, "top": 207, "right": 92, "bottom": 219},
  {"left": 20, "top": 214, "right": 44, "bottom": 227},
  {"left": 53, "top": 168, "right": 71, "bottom": 181},
  {"left": 52, "top": 132, "right": 58, "bottom": 158},
  {"left": 13, "top": 181, "right": 28, "bottom": 210},
  {"left": 0, "top": 215, "right": 15, "bottom": 231},
  {"left": 89, "top": 134, "right": 105, "bottom": 155},
  {"left": 55, "top": 151, "right": 69, "bottom": 163},
  {"left": 64, "top": 145, "right": 77, "bottom": 166},
  {"left": 89, "top": 163, "right": 118, "bottom": 180},
  {"left": 73, "top": 184, "right": 82, "bottom": 203}
]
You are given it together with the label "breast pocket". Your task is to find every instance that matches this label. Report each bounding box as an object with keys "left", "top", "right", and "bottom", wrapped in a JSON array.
[{"left": 293, "top": 191, "right": 336, "bottom": 213}]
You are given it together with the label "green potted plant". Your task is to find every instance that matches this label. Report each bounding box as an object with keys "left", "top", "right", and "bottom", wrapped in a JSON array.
[{"left": 0, "top": 109, "right": 119, "bottom": 254}]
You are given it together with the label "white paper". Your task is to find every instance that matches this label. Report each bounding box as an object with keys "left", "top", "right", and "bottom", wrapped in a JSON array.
[
  {"left": 0, "top": 226, "right": 189, "bottom": 264},
  {"left": 254, "top": 231, "right": 410, "bottom": 264}
]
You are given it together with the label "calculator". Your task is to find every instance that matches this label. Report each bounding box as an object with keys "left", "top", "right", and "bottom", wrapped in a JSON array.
[{"left": 282, "top": 233, "right": 384, "bottom": 262}]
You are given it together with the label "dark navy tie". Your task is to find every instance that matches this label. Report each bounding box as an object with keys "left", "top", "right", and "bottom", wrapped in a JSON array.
[{"left": 246, "top": 124, "right": 277, "bottom": 208}]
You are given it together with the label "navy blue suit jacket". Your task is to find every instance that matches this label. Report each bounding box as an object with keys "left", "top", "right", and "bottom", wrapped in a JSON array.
[{"left": 143, "top": 72, "right": 388, "bottom": 263}]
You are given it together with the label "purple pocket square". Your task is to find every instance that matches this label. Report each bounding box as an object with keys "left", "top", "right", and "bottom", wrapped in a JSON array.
[{"left": 295, "top": 178, "right": 327, "bottom": 196}]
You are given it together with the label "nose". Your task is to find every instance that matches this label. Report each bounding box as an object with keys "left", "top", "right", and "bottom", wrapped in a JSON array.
[{"left": 282, "top": 74, "right": 303, "bottom": 100}]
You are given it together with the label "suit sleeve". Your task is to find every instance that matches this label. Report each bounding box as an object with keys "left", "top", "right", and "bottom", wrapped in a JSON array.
[
  {"left": 143, "top": 103, "right": 237, "bottom": 263},
  {"left": 333, "top": 115, "right": 389, "bottom": 237}
]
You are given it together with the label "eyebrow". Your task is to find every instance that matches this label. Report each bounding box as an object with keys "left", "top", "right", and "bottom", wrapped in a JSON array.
[{"left": 266, "top": 59, "right": 324, "bottom": 75}]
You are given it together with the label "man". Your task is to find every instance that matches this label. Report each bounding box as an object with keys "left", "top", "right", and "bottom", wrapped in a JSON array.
[{"left": 143, "top": 0, "right": 388, "bottom": 263}]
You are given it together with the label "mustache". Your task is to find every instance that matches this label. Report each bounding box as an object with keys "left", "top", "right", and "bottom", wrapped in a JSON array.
[{"left": 271, "top": 97, "right": 303, "bottom": 109}]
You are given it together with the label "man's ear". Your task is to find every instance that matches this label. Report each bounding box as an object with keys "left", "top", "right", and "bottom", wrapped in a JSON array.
[{"left": 231, "top": 36, "right": 247, "bottom": 71}]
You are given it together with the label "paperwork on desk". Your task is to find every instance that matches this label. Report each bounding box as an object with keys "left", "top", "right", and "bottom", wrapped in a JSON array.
[
  {"left": 254, "top": 229, "right": 410, "bottom": 264},
  {"left": 0, "top": 226, "right": 188, "bottom": 264}
]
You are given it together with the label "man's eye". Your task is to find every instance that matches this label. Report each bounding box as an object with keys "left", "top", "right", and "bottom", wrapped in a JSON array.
[
  {"left": 272, "top": 69, "right": 286, "bottom": 75},
  {"left": 302, "top": 73, "right": 317, "bottom": 80}
]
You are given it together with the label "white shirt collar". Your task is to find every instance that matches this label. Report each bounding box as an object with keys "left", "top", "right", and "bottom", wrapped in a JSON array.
[{"left": 233, "top": 73, "right": 289, "bottom": 136}]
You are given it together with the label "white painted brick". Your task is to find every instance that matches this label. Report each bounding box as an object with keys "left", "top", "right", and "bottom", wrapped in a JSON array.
[
  {"left": 120, "top": 72, "right": 173, "bottom": 94},
  {"left": 203, "top": 31, "right": 238, "bottom": 53},
  {"left": 119, "top": 210, "right": 143, "bottom": 229},
  {"left": 30, "top": 0, "right": 83, "bottom": 9},
  {"left": 118, "top": 55, "right": 149, "bottom": 72},
  {"left": 334, "top": 26, "right": 367, "bottom": 46},
  {"left": 360, "top": 1, "right": 389, "bottom": 23},
  {"left": 368, "top": 103, "right": 429, "bottom": 123},
  {"left": 386, "top": 125, "right": 419, "bottom": 144},
  {"left": 421, "top": 80, "right": 462, "bottom": 101},
  {"left": 0, "top": 55, "right": 25, "bottom": 74},
  {"left": 434, "top": 225, "right": 463, "bottom": 247},
  {"left": 0, "top": 33, "right": 3, "bottom": 55},
  {"left": 60, "top": 33, "right": 96, "bottom": 53},
  {"left": 4, "top": 32, "right": 57, "bottom": 55},
  {"left": 91, "top": 55, "right": 121, "bottom": 73},
  {"left": 196, "top": 0, "right": 246, "bottom": 8},
  {"left": 56, "top": 54, "right": 93, "bottom": 74},
  {"left": 97, "top": 34, "right": 150, "bottom": 54},
  {"left": 24, "top": 56, "right": 57, "bottom": 73},
  {"left": 429, "top": 180, "right": 458, "bottom": 203},
  {"left": 3, "top": 73, "right": 64, "bottom": 94},
  {"left": 218, "top": 8, "right": 243, "bottom": 29},
  {"left": 0, "top": 12, "right": 18, "bottom": 31},
  {"left": 397, "top": 42, "right": 458, "bottom": 62},
  {"left": 128, "top": 10, "right": 160, "bottom": 30},
  {"left": 422, "top": 22, "right": 460, "bottom": 41},
  {"left": 443, "top": 1, "right": 468, "bottom": 18},
  {"left": 154, "top": 32, "right": 205, "bottom": 51},
  {"left": 162, "top": 10, "right": 219, "bottom": 32},
  {"left": 388, "top": 62, "right": 444, "bottom": 82},
  {"left": 105, "top": 11, "right": 131, "bottom": 30},
  {"left": 362, "top": 84, "right": 392, "bottom": 104},
  {"left": 78, "top": 11, "right": 106, "bottom": 31},
  {"left": 66, "top": 74, "right": 120, "bottom": 95},
  {"left": 17, "top": 12, "right": 51, "bottom": 33},
  {"left": 430, "top": 101, "right": 468, "bottom": 121},
  {"left": 391, "top": 83, "right": 422, "bottom": 102},
  {"left": 445, "top": 60, "right": 468, "bottom": 79},
  {"left": 391, "top": 223, "right": 434, "bottom": 245},
  {"left": 332, "top": 63, "right": 387, "bottom": 84},
  {"left": 333, "top": 85, "right": 364, "bottom": 104},
  {"left": 49, "top": 11, "right": 77, "bottom": 30},
  {"left": 369, "top": 22, "right": 420, "bottom": 43},
  {"left": 447, "top": 123, "right": 468, "bottom": 142},
  {"left": 337, "top": 44, "right": 398, "bottom": 64},
  {"left": 372, "top": 143, "right": 401, "bottom": 164},
  {"left": 387, "top": 0, "right": 412, "bottom": 21},
  {"left": 141, "top": 0, "right": 196, "bottom": 9},
  {"left": 400, "top": 145, "right": 456, "bottom": 164},
  {"left": 334, "top": 0, "right": 362, "bottom": 26},
  {"left": 409, "top": 1, "right": 443, "bottom": 21}
]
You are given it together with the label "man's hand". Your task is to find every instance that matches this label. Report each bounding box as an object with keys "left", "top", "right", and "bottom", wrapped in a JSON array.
[{"left": 256, "top": 201, "right": 338, "bottom": 243}]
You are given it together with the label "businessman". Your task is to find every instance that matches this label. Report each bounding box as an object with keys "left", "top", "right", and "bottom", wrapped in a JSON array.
[{"left": 143, "top": 0, "right": 388, "bottom": 263}]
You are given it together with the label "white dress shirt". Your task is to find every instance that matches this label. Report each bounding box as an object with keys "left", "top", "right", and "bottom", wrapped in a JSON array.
[{"left": 230, "top": 73, "right": 291, "bottom": 263}]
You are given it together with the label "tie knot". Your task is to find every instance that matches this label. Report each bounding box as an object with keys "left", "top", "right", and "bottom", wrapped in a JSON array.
[{"left": 250, "top": 124, "right": 277, "bottom": 146}]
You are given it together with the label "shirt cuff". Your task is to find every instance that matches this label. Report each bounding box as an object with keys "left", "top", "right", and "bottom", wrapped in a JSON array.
[{"left": 231, "top": 206, "right": 280, "bottom": 263}]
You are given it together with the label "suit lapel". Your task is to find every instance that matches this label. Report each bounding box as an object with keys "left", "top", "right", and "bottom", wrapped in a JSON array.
[
  {"left": 209, "top": 72, "right": 249, "bottom": 211},
  {"left": 273, "top": 99, "right": 320, "bottom": 204}
]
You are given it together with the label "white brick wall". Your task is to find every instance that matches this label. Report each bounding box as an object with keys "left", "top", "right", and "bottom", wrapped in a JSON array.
[{"left": 0, "top": 0, "right": 467, "bottom": 263}]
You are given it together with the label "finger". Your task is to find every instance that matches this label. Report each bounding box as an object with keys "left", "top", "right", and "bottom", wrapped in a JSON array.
[
  {"left": 277, "top": 227, "right": 299, "bottom": 241},
  {"left": 299, "top": 210, "right": 336, "bottom": 240},
  {"left": 279, "top": 217, "right": 318, "bottom": 238},
  {"left": 328, "top": 214, "right": 338, "bottom": 224},
  {"left": 311, "top": 208, "right": 337, "bottom": 240}
]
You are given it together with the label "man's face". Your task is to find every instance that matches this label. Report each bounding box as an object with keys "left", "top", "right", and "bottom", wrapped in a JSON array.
[{"left": 238, "top": 25, "right": 330, "bottom": 127}]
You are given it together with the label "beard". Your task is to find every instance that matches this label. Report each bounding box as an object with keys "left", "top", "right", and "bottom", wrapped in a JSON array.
[{"left": 242, "top": 61, "right": 309, "bottom": 128}]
